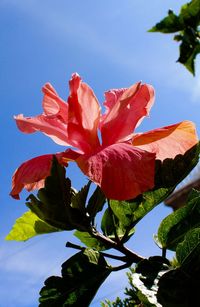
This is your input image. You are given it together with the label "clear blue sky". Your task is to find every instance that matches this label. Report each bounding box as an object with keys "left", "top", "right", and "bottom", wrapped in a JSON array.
[{"left": 1, "top": 1, "right": 200, "bottom": 306}]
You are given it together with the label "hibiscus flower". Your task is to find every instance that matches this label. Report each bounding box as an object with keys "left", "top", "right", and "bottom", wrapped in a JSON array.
[{"left": 10, "top": 73, "right": 198, "bottom": 200}]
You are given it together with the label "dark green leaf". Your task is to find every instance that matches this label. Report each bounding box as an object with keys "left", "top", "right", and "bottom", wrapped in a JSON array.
[
  {"left": 180, "top": 0, "right": 200, "bottom": 27},
  {"left": 157, "top": 222, "right": 200, "bottom": 306},
  {"left": 177, "top": 27, "right": 200, "bottom": 75},
  {"left": 176, "top": 227, "right": 200, "bottom": 269},
  {"left": 157, "top": 189, "right": 200, "bottom": 250},
  {"left": 110, "top": 144, "right": 200, "bottom": 229},
  {"left": 26, "top": 156, "right": 90, "bottom": 232},
  {"left": 87, "top": 186, "right": 106, "bottom": 219},
  {"left": 74, "top": 230, "right": 109, "bottom": 251},
  {"left": 149, "top": 10, "right": 184, "bottom": 33},
  {"left": 157, "top": 268, "right": 199, "bottom": 307},
  {"left": 128, "top": 256, "right": 169, "bottom": 307},
  {"left": 6, "top": 211, "right": 60, "bottom": 241},
  {"left": 71, "top": 181, "right": 91, "bottom": 213},
  {"left": 39, "top": 249, "right": 111, "bottom": 306},
  {"left": 149, "top": 0, "right": 200, "bottom": 74}
]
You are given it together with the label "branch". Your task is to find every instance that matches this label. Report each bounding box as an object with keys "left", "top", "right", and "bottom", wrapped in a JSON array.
[
  {"left": 66, "top": 241, "right": 128, "bottom": 262},
  {"left": 90, "top": 227, "right": 144, "bottom": 264}
]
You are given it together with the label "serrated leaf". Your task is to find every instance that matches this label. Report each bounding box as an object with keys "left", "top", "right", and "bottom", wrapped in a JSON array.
[
  {"left": 101, "top": 208, "right": 135, "bottom": 243},
  {"left": 110, "top": 144, "right": 200, "bottom": 228},
  {"left": 130, "top": 272, "right": 162, "bottom": 307},
  {"left": 149, "top": 0, "right": 200, "bottom": 74},
  {"left": 149, "top": 10, "right": 184, "bottom": 33},
  {"left": 39, "top": 249, "right": 111, "bottom": 306},
  {"left": 158, "top": 224, "right": 200, "bottom": 306},
  {"left": 180, "top": 0, "right": 200, "bottom": 26},
  {"left": 74, "top": 230, "right": 109, "bottom": 251},
  {"left": 6, "top": 211, "right": 60, "bottom": 241},
  {"left": 87, "top": 186, "right": 106, "bottom": 219},
  {"left": 71, "top": 181, "right": 91, "bottom": 213},
  {"left": 176, "top": 227, "right": 200, "bottom": 269},
  {"left": 157, "top": 268, "right": 194, "bottom": 307},
  {"left": 26, "top": 156, "right": 90, "bottom": 232},
  {"left": 157, "top": 189, "right": 200, "bottom": 250},
  {"left": 177, "top": 27, "right": 200, "bottom": 75}
]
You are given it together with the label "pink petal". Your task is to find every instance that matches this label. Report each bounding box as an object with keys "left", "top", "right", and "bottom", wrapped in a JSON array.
[
  {"left": 77, "top": 143, "right": 156, "bottom": 200},
  {"left": 100, "top": 82, "right": 155, "bottom": 146},
  {"left": 132, "top": 121, "right": 198, "bottom": 161},
  {"left": 67, "top": 73, "right": 101, "bottom": 153},
  {"left": 14, "top": 83, "right": 71, "bottom": 146},
  {"left": 42, "top": 83, "right": 68, "bottom": 121},
  {"left": 10, "top": 153, "right": 69, "bottom": 200},
  {"left": 14, "top": 114, "right": 69, "bottom": 146}
]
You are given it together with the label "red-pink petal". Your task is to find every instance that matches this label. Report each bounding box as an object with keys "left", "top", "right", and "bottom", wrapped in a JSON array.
[
  {"left": 77, "top": 143, "right": 156, "bottom": 200},
  {"left": 132, "top": 121, "right": 198, "bottom": 161},
  {"left": 67, "top": 73, "right": 100, "bottom": 153},
  {"left": 10, "top": 153, "right": 68, "bottom": 200},
  {"left": 100, "top": 82, "right": 155, "bottom": 146}
]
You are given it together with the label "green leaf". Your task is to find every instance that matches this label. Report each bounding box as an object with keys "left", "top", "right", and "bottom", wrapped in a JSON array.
[
  {"left": 101, "top": 208, "right": 135, "bottom": 243},
  {"left": 180, "top": 0, "right": 200, "bottom": 27},
  {"left": 6, "top": 211, "right": 60, "bottom": 241},
  {"left": 178, "top": 29, "right": 200, "bottom": 75},
  {"left": 149, "top": 0, "right": 200, "bottom": 75},
  {"left": 26, "top": 156, "right": 90, "bottom": 232},
  {"left": 110, "top": 143, "right": 200, "bottom": 229},
  {"left": 157, "top": 189, "right": 200, "bottom": 250},
  {"left": 74, "top": 230, "right": 109, "bottom": 251},
  {"left": 157, "top": 236, "right": 200, "bottom": 307},
  {"left": 87, "top": 186, "right": 106, "bottom": 220},
  {"left": 176, "top": 227, "right": 200, "bottom": 269},
  {"left": 71, "top": 181, "right": 91, "bottom": 213},
  {"left": 157, "top": 223, "right": 200, "bottom": 306},
  {"left": 39, "top": 249, "right": 111, "bottom": 306},
  {"left": 134, "top": 257, "right": 170, "bottom": 306},
  {"left": 157, "top": 268, "right": 198, "bottom": 307},
  {"left": 149, "top": 10, "right": 184, "bottom": 33}
]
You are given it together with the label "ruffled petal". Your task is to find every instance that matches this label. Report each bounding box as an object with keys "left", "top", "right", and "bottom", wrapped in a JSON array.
[
  {"left": 132, "top": 121, "right": 198, "bottom": 161},
  {"left": 42, "top": 83, "right": 68, "bottom": 122},
  {"left": 14, "top": 114, "right": 69, "bottom": 146},
  {"left": 100, "top": 82, "right": 155, "bottom": 146},
  {"left": 10, "top": 153, "right": 69, "bottom": 200},
  {"left": 77, "top": 143, "right": 156, "bottom": 200},
  {"left": 14, "top": 83, "right": 70, "bottom": 146},
  {"left": 67, "top": 73, "right": 101, "bottom": 153}
]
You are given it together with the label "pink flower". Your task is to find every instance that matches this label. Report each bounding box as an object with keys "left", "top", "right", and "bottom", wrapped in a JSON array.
[{"left": 10, "top": 73, "right": 198, "bottom": 200}]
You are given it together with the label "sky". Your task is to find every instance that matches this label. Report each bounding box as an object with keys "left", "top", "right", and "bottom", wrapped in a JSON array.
[{"left": 1, "top": 0, "right": 200, "bottom": 306}]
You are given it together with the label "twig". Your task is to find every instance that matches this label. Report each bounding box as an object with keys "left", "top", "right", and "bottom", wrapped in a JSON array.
[
  {"left": 90, "top": 227, "right": 144, "bottom": 264},
  {"left": 66, "top": 241, "right": 129, "bottom": 262}
]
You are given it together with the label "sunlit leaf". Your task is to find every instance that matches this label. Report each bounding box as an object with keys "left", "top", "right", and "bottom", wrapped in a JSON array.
[
  {"left": 101, "top": 208, "right": 135, "bottom": 243},
  {"left": 39, "top": 249, "right": 111, "bottom": 306},
  {"left": 157, "top": 189, "right": 200, "bottom": 250},
  {"left": 176, "top": 227, "right": 200, "bottom": 268},
  {"left": 74, "top": 230, "right": 109, "bottom": 251},
  {"left": 149, "top": 10, "right": 184, "bottom": 33},
  {"left": 6, "top": 211, "right": 60, "bottom": 241},
  {"left": 149, "top": 0, "right": 200, "bottom": 74}
]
